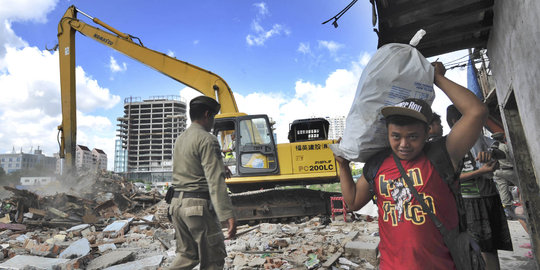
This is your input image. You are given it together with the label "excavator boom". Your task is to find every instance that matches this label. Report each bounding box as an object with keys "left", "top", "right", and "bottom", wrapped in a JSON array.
[{"left": 57, "top": 5, "right": 238, "bottom": 171}]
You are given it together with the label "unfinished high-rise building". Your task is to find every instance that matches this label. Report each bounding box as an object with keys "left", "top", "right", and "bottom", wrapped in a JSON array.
[{"left": 116, "top": 96, "right": 187, "bottom": 182}]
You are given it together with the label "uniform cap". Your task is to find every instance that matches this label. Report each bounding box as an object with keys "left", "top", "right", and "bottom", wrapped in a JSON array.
[
  {"left": 189, "top": 96, "right": 221, "bottom": 114},
  {"left": 381, "top": 98, "right": 433, "bottom": 124}
]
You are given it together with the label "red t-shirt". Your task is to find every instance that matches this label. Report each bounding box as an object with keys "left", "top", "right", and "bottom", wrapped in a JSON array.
[{"left": 374, "top": 153, "right": 458, "bottom": 270}]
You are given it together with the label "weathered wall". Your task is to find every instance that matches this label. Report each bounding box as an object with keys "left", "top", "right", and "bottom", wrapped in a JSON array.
[{"left": 488, "top": 0, "right": 540, "bottom": 185}]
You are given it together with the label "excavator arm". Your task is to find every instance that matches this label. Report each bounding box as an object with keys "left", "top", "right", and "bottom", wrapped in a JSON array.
[{"left": 57, "top": 5, "right": 239, "bottom": 172}]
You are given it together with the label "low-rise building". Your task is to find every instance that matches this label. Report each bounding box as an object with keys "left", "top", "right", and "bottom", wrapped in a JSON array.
[
  {"left": 76, "top": 145, "right": 94, "bottom": 171},
  {"left": 20, "top": 176, "right": 57, "bottom": 186},
  {"left": 0, "top": 148, "right": 56, "bottom": 174},
  {"left": 92, "top": 148, "right": 108, "bottom": 171}
]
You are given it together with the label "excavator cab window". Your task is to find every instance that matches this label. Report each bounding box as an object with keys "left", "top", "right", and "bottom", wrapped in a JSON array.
[
  {"left": 288, "top": 118, "right": 330, "bottom": 143},
  {"left": 214, "top": 115, "right": 279, "bottom": 176},
  {"left": 214, "top": 120, "right": 237, "bottom": 175},
  {"left": 238, "top": 115, "right": 279, "bottom": 176}
]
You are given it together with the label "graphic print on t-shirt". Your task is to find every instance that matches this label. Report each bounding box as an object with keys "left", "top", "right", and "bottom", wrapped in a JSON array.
[
  {"left": 379, "top": 168, "right": 436, "bottom": 226},
  {"left": 389, "top": 179, "right": 412, "bottom": 222}
]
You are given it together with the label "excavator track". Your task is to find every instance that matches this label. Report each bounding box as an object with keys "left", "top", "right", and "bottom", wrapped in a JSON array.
[{"left": 230, "top": 188, "right": 341, "bottom": 223}]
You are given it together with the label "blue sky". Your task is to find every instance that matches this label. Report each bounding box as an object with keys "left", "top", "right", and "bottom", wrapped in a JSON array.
[{"left": 0, "top": 0, "right": 467, "bottom": 170}]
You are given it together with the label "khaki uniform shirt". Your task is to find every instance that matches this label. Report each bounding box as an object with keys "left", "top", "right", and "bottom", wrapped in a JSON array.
[{"left": 172, "top": 123, "right": 235, "bottom": 222}]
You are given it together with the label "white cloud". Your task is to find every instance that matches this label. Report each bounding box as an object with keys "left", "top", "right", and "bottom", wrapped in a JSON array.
[
  {"left": 109, "top": 56, "right": 127, "bottom": 73},
  {"left": 318, "top": 40, "right": 344, "bottom": 55},
  {"left": 231, "top": 55, "right": 366, "bottom": 143},
  {"left": 0, "top": 0, "right": 57, "bottom": 22},
  {"left": 246, "top": 23, "right": 286, "bottom": 46},
  {"left": 297, "top": 42, "right": 311, "bottom": 55},
  {"left": 318, "top": 40, "right": 345, "bottom": 62},
  {"left": 254, "top": 2, "right": 268, "bottom": 16},
  {"left": 193, "top": 40, "right": 199, "bottom": 45},
  {"left": 0, "top": 43, "right": 120, "bottom": 170},
  {"left": 167, "top": 50, "right": 176, "bottom": 58},
  {"left": 0, "top": 0, "right": 58, "bottom": 66},
  {"left": 246, "top": 2, "right": 289, "bottom": 46}
]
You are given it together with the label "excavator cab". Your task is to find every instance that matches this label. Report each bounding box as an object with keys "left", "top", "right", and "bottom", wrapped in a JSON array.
[
  {"left": 214, "top": 114, "right": 279, "bottom": 177},
  {"left": 288, "top": 118, "right": 329, "bottom": 142}
]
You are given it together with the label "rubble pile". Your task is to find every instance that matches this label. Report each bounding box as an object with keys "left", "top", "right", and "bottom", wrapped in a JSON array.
[
  {"left": 0, "top": 173, "right": 381, "bottom": 269},
  {"left": 0, "top": 213, "right": 379, "bottom": 269},
  {"left": 220, "top": 217, "right": 379, "bottom": 269},
  {"left": 0, "top": 171, "right": 165, "bottom": 230}
]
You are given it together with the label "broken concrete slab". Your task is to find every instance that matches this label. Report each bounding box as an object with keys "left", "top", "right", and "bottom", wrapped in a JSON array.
[
  {"left": 103, "top": 220, "right": 130, "bottom": 238},
  {"left": 344, "top": 240, "right": 379, "bottom": 265},
  {"left": 15, "top": 234, "right": 28, "bottom": 243},
  {"left": 86, "top": 250, "right": 135, "bottom": 270},
  {"left": 321, "top": 252, "right": 342, "bottom": 268},
  {"left": 98, "top": 243, "right": 117, "bottom": 253},
  {"left": 59, "top": 238, "right": 91, "bottom": 259},
  {"left": 247, "top": 256, "right": 266, "bottom": 267},
  {"left": 101, "top": 254, "right": 163, "bottom": 270},
  {"left": 0, "top": 254, "right": 70, "bottom": 269},
  {"left": 67, "top": 223, "right": 90, "bottom": 233}
]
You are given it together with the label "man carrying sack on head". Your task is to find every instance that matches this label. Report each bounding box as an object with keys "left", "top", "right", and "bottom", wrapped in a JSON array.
[{"left": 335, "top": 62, "right": 487, "bottom": 269}]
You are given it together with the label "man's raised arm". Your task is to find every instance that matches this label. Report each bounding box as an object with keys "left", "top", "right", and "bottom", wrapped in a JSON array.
[{"left": 433, "top": 62, "right": 488, "bottom": 170}]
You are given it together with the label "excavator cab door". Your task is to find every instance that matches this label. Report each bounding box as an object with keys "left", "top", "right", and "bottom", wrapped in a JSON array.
[
  {"left": 232, "top": 115, "right": 279, "bottom": 176},
  {"left": 214, "top": 114, "right": 279, "bottom": 176}
]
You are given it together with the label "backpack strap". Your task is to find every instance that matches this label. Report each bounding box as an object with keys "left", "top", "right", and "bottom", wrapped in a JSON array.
[
  {"left": 424, "top": 136, "right": 467, "bottom": 232},
  {"left": 424, "top": 136, "right": 458, "bottom": 186},
  {"left": 363, "top": 148, "right": 392, "bottom": 197}
]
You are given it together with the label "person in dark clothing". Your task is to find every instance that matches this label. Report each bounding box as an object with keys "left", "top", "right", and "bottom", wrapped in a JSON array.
[
  {"left": 447, "top": 104, "right": 513, "bottom": 270},
  {"left": 428, "top": 112, "right": 443, "bottom": 140}
]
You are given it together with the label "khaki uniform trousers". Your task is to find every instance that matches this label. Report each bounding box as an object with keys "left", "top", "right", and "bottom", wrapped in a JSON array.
[
  {"left": 167, "top": 197, "right": 227, "bottom": 270},
  {"left": 493, "top": 169, "right": 517, "bottom": 207}
]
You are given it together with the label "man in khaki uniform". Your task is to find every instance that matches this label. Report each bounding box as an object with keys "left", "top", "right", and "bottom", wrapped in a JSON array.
[{"left": 168, "top": 96, "right": 236, "bottom": 270}]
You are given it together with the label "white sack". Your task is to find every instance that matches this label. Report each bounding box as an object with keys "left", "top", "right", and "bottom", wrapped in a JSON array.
[{"left": 331, "top": 42, "right": 435, "bottom": 162}]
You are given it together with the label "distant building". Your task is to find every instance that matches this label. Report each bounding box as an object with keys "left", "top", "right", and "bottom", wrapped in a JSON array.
[
  {"left": 20, "top": 176, "right": 57, "bottom": 186},
  {"left": 116, "top": 96, "right": 187, "bottom": 183},
  {"left": 92, "top": 148, "right": 107, "bottom": 171},
  {"left": 324, "top": 116, "right": 346, "bottom": 140},
  {"left": 76, "top": 145, "right": 94, "bottom": 171},
  {"left": 0, "top": 148, "right": 56, "bottom": 174},
  {"left": 114, "top": 139, "right": 127, "bottom": 173},
  {"left": 74, "top": 145, "right": 108, "bottom": 172}
]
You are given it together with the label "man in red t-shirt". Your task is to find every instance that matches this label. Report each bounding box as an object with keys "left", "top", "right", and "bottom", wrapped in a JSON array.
[{"left": 335, "top": 62, "right": 488, "bottom": 269}]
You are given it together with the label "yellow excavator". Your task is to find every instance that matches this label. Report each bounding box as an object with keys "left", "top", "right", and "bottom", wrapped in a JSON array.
[{"left": 57, "top": 6, "right": 341, "bottom": 222}]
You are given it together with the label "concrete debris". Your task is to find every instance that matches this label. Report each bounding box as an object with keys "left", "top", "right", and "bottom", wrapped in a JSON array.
[
  {"left": 86, "top": 250, "right": 135, "bottom": 270},
  {"left": 103, "top": 254, "right": 163, "bottom": 270},
  {"left": 103, "top": 220, "right": 131, "bottom": 238},
  {"left": 344, "top": 240, "right": 379, "bottom": 265},
  {"left": 0, "top": 172, "right": 387, "bottom": 269},
  {"left": 0, "top": 208, "right": 397, "bottom": 270},
  {"left": 59, "top": 238, "right": 91, "bottom": 259},
  {"left": 98, "top": 243, "right": 117, "bottom": 253},
  {"left": 339, "top": 257, "right": 360, "bottom": 267},
  {"left": 0, "top": 254, "right": 70, "bottom": 269}
]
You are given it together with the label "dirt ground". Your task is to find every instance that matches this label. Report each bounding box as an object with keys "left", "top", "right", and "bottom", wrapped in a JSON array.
[{"left": 499, "top": 219, "right": 537, "bottom": 269}]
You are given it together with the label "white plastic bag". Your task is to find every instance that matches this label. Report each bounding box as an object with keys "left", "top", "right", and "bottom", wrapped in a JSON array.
[{"left": 331, "top": 31, "right": 435, "bottom": 162}]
